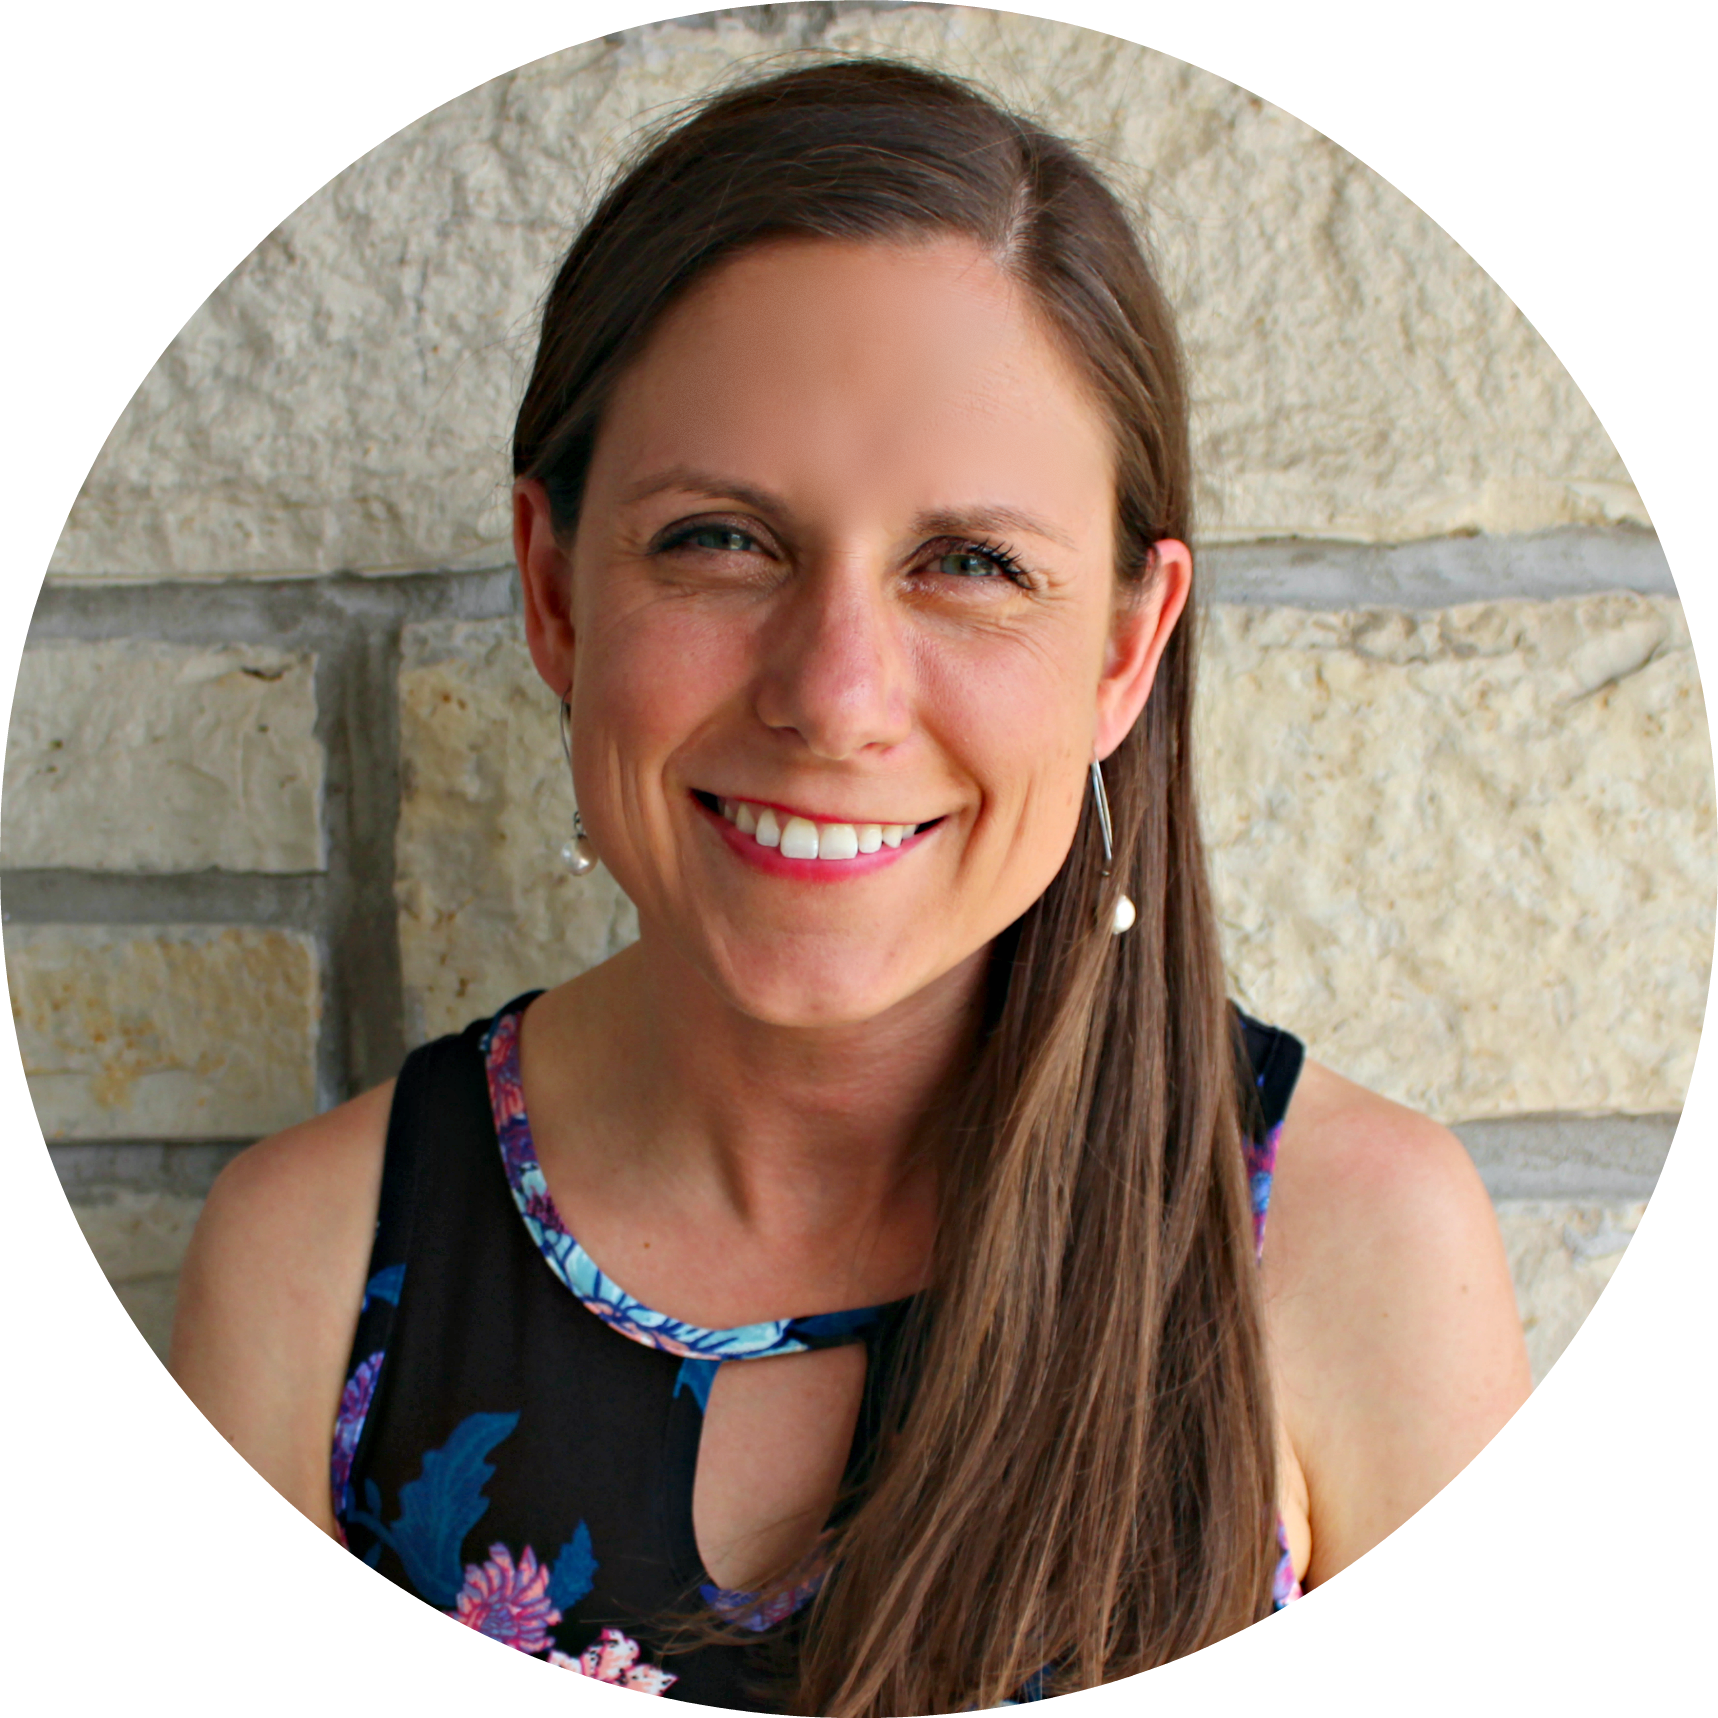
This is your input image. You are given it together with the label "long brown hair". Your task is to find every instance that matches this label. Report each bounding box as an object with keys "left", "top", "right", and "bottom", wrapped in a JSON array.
[{"left": 513, "top": 56, "right": 1276, "bottom": 1716}]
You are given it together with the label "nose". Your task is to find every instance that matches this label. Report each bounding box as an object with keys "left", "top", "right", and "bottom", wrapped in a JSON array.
[{"left": 752, "top": 555, "right": 912, "bottom": 761}]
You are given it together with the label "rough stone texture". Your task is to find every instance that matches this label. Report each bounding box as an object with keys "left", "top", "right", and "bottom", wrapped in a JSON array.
[
  {"left": 2, "top": 641, "right": 323, "bottom": 872},
  {"left": 66, "top": 1190, "right": 204, "bottom": 1361},
  {"left": 6, "top": 924, "right": 321, "bottom": 1139},
  {"left": 1198, "top": 593, "right": 1714, "bottom": 1121},
  {"left": 398, "top": 598, "right": 1712, "bottom": 1120},
  {"left": 1495, "top": 1199, "right": 1646, "bottom": 1385},
  {"left": 396, "top": 618, "right": 638, "bottom": 1046},
  {"left": 52, "top": 5, "right": 1642, "bottom": 580}
]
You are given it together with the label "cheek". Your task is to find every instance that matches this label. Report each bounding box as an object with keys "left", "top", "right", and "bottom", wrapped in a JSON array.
[
  {"left": 920, "top": 632, "right": 1099, "bottom": 862},
  {"left": 569, "top": 589, "right": 758, "bottom": 790}
]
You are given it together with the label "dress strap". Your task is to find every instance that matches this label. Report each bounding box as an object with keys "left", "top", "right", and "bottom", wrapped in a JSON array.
[
  {"left": 1234, "top": 1008, "right": 1305, "bottom": 1137},
  {"left": 1232, "top": 1008, "right": 1305, "bottom": 1261}
]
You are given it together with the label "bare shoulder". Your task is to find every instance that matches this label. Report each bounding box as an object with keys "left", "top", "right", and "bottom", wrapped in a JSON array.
[
  {"left": 1266, "top": 1060, "right": 1499, "bottom": 1282},
  {"left": 1263, "top": 1061, "right": 1530, "bottom": 1586},
  {"left": 169, "top": 1080, "right": 395, "bottom": 1535}
]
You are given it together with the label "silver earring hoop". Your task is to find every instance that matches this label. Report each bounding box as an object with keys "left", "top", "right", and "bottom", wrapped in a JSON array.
[
  {"left": 1090, "top": 760, "right": 1135, "bottom": 935},
  {"left": 559, "top": 697, "right": 598, "bottom": 878}
]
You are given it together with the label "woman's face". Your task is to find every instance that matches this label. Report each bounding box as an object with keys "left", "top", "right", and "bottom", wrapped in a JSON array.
[{"left": 519, "top": 234, "right": 1189, "bottom": 1029}]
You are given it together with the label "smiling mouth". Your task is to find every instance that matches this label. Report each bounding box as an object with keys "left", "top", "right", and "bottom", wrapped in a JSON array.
[{"left": 692, "top": 791, "right": 942, "bottom": 862}]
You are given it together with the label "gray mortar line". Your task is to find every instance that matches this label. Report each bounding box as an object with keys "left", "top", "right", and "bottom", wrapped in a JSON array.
[
  {"left": 48, "top": 1140, "right": 250, "bottom": 1198},
  {"left": 42, "top": 1113, "right": 1681, "bottom": 1207},
  {"left": 314, "top": 603, "right": 402, "bottom": 1105},
  {"left": 310, "top": 615, "right": 378, "bottom": 1110},
  {"left": 23, "top": 565, "right": 518, "bottom": 646},
  {"left": 1453, "top": 1112, "right": 1677, "bottom": 1201},
  {"left": 0, "top": 870, "right": 323, "bottom": 926},
  {"left": 1200, "top": 526, "right": 1675, "bottom": 608},
  {"left": 32, "top": 532, "right": 1673, "bottom": 621}
]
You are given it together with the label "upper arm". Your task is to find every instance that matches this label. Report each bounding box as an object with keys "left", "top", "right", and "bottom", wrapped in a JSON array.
[
  {"left": 1264, "top": 1061, "right": 1531, "bottom": 1587},
  {"left": 169, "top": 1081, "right": 394, "bottom": 1535}
]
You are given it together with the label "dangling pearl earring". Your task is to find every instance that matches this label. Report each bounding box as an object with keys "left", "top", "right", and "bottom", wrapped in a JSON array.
[
  {"left": 559, "top": 697, "right": 598, "bottom": 877},
  {"left": 1090, "top": 760, "right": 1135, "bottom": 935}
]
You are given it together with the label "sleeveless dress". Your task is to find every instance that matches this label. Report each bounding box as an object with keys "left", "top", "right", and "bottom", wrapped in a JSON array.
[{"left": 332, "top": 994, "right": 1305, "bottom": 1705}]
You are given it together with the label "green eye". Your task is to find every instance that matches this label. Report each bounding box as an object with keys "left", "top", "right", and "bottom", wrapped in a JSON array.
[
  {"left": 683, "top": 525, "right": 756, "bottom": 553},
  {"left": 937, "top": 549, "right": 1000, "bottom": 578}
]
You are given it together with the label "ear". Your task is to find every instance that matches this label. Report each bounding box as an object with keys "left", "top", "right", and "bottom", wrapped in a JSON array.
[
  {"left": 1093, "top": 539, "right": 1193, "bottom": 762},
  {"left": 515, "top": 477, "right": 577, "bottom": 698}
]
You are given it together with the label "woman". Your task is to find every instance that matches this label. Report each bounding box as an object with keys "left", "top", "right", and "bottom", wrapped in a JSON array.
[{"left": 171, "top": 58, "right": 1530, "bottom": 1714}]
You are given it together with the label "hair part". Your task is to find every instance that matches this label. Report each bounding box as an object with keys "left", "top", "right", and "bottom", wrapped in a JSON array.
[{"left": 514, "top": 55, "right": 1276, "bottom": 1717}]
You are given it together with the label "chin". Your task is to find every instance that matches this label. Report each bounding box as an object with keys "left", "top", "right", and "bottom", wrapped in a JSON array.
[{"left": 711, "top": 943, "right": 935, "bottom": 1032}]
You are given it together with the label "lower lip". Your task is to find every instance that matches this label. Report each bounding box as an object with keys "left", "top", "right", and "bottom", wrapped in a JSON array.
[{"left": 694, "top": 796, "right": 935, "bottom": 881}]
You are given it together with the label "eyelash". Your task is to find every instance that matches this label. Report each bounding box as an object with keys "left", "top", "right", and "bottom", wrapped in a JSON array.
[
  {"left": 930, "top": 538, "right": 1030, "bottom": 588},
  {"left": 652, "top": 521, "right": 1033, "bottom": 589}
]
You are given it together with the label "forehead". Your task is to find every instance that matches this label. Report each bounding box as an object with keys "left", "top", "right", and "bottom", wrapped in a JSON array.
[{"left": 594, "top": 235, "right": 1115, "bottom": 531}]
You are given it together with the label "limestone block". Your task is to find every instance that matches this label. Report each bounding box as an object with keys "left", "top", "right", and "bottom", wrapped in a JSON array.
[
  {"left": 6, "top": 925, "right": 321, "bottom": 1139},
  {"left": 3, "top": 641, "right": 323, "bottom": 872},
  {"left": 1495, "top": 1199, "right": 1645, "bottom": 1385},
  {"left": 1199, "top": 593, "right": 1714, "bottom": 1122},
  {"left": 67, "top": 1189, "right": 204, "bottom": 1361},
  {"left": 53, "top": 6, "right": 1638, "bottom": 579},
  {"left": 395, "top": 618, "right": 638, "bottom": 1044}
]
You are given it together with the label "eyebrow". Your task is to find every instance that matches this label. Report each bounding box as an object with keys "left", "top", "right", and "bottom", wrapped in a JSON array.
[{"left": 619, "top": 466, "right": 1078, "bottom": 552}]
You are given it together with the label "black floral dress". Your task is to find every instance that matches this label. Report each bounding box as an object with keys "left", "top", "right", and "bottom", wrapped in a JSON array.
[{"left": 331, "top": 995, "right": 1304, "bottom": 1705}]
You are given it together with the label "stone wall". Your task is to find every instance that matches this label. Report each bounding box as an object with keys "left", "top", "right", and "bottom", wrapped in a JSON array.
[{"left": 7, "top": 7, "right": 1707, "bottom": 1381}]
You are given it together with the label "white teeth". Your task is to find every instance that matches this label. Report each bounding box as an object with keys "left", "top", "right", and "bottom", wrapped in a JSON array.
[
  {"left": 818, "top": 822, "right": 860, "bottom": 861},
  {"left": 780, "top": 816, "right": 820, "bottom": 860},
  {"left": 716, "top": 798, "right": 923, "bottom": 860}
]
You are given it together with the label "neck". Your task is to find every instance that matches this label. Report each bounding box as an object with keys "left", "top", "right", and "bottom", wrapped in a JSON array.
[{"left": 583, "top": 936, "right": 984, "bottom": 1230}]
